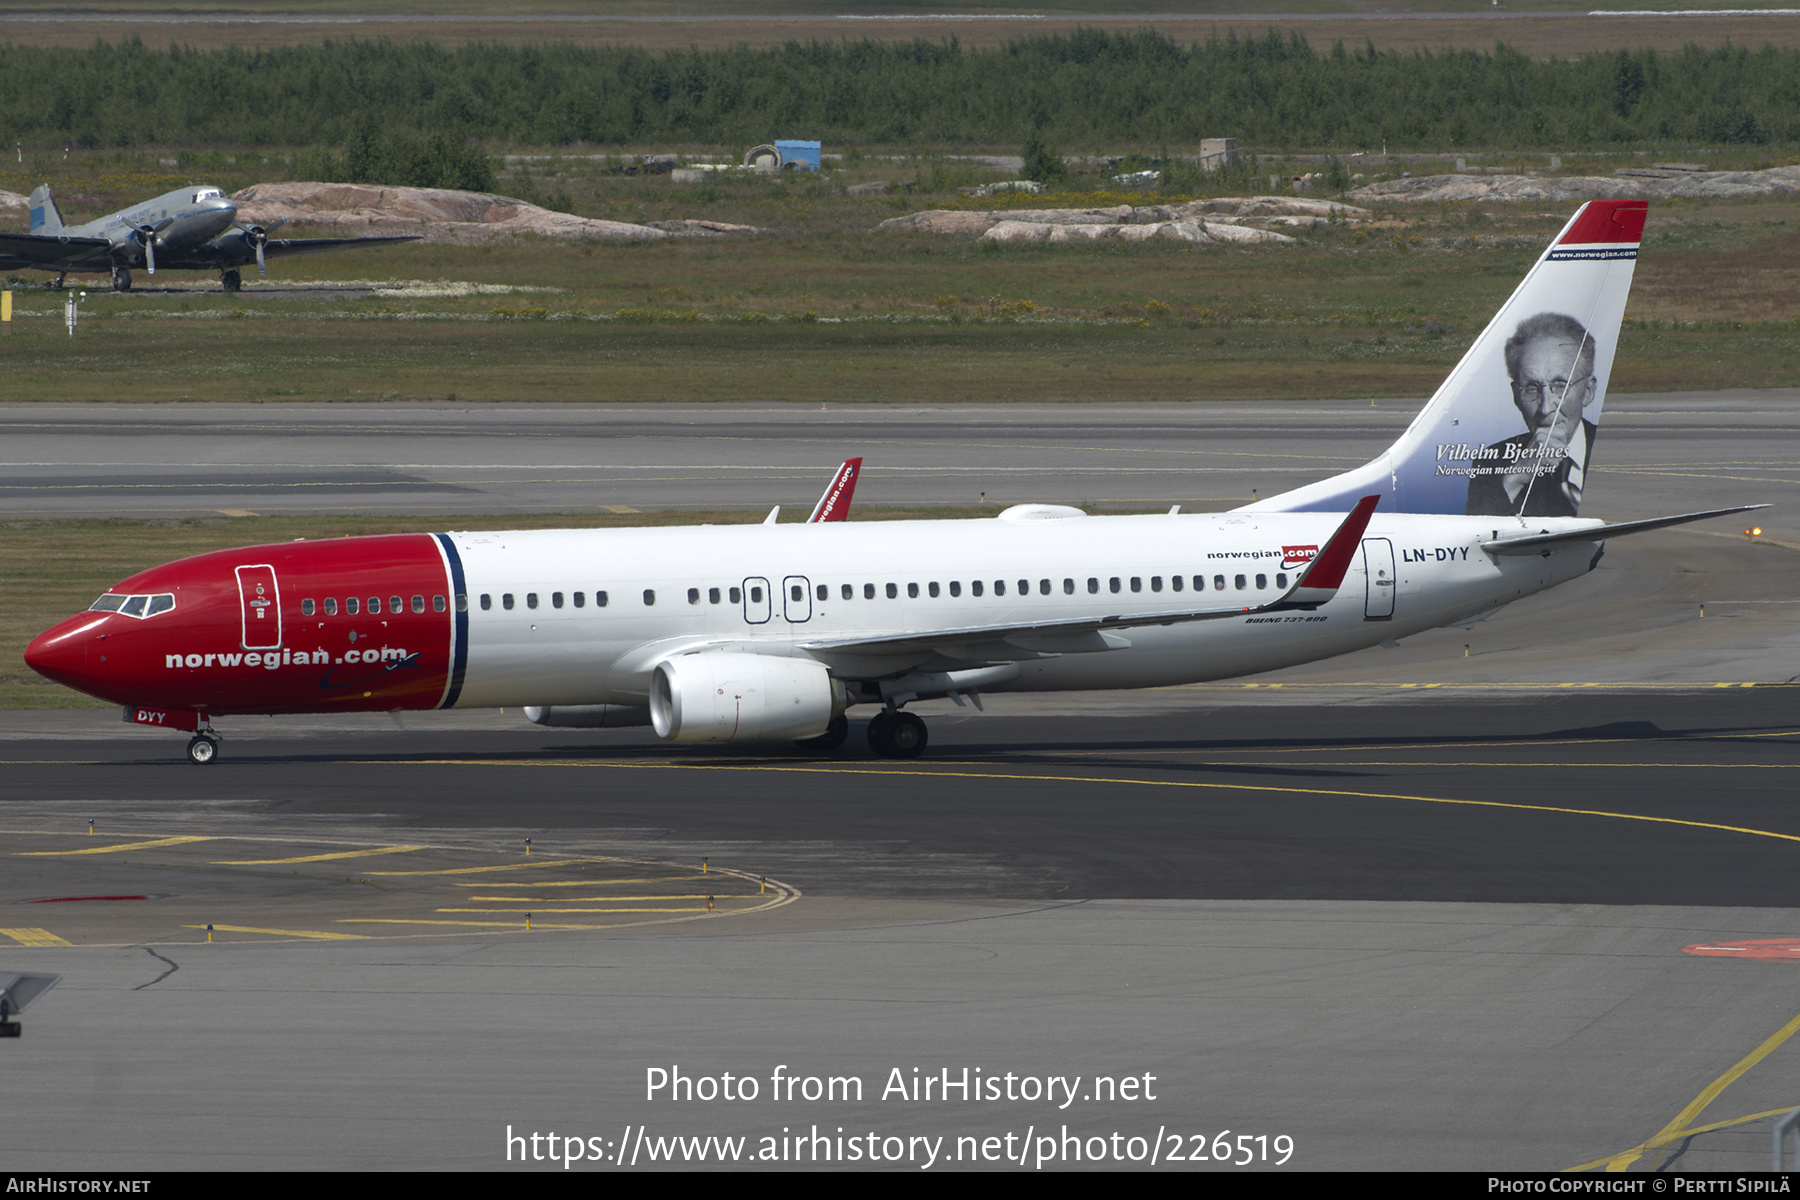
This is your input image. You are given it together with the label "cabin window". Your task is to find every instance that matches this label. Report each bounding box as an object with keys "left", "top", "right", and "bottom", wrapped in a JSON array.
[
  {"left": 886, "top": 583, "right": 897, "bottom": 599},
  {"left": 501, "top": 594, "right": 513, "bottom": 610},
  {"left": 1088, "top": 578, "right": 1099, "bottom": 594},
  {"left": 949, "top": 581, "right": 961, "bottom": 597},
  {"left": 325, "top": 598, "right": 339, "bottom": 616},
  {"left": 1151, "top": 577, "right": 1163, "bottom": 593},
  {"left": 368, "top": 597, "right": 383, "bottom": 614},
  {"left": 994, "top": 580, "right": 1006, "bottom": 596},
  {"left": 817, "top": 584, "right": 828, "bottom": 602},
  {"left": 552, "top": 592, "right": 564, "bottom": 609},
  {"left": 1110, "top": 577, "right": 1121, "bottom": 594},
  {"left": 907, "top": 583, "right": 919, "bottom": 599},
  {"left": 457, "top": 594, "right": 468, "bottom": 612},
  {"left": 842, "top": 584, "right": 854, "bottom": 600},
  {"left": 709, "top": 588, "right": 721, "bottom": 604},
  {"left": 302, "top": 599, "right": 315, "bottom": 616},
  {"left": 749, "top": 586, "right": 763, "bottom": 603},
  {"left": 412, "top": 595, "right": 425, "bottom": 613},
  {"left": 643, "top": 590, "right": 656, "bottom": 606},
  {"left": 864, "top": 584, "right": 875, "bottom": 599},
  {"left": 972, "top": 580, "right": 984, "bottom": 597},
  {"left": 1276, "top": 573, "right": 1288, "bottom": 589},
  {"left": 434, "top": 595, "right": 447, "bottom": 612},
  {"left": 390, "top": 595, "right": 401, "bottom": 613},
  {"left": 596, "top": 591, "right": 609, "bottom": 607},
  {"left": 727, "top": 588, "right": 739, "bottom": 604},
  {"left": 526, "top": 593, "right": 538, "bottom": 610},
  {"left": 349, "top": 597, "right": 361, "bottom": 615},
  {"left": 1193, "top": 576, "right": 1204, "bottom": 591},
  {"left": 1062, "top": 578, "right": 1074, "bottom": 595},
  {"left": 1214, "top": 575, "right": 1226, "bottom": 591},
  {"left": 1130, "top": 578, "right": 1142, "bottom": 593},
  {"left": 1018, "top": 579, "right": 1030, "bottom": 595},
  {"left": 689, "top": 588, "right": 702, "bottom": 605},
  {"left": 927, "top": 582, "right": 939, "bottom": 598},
  {"left": 478, "top": 595, "right": 490, "bottom": 611},
  {"left": 788, "top": 584, "right": 801, "bottom": 602},
  {"left": 1235, "top": 575, "right": 1247, "bottom": 591},
  {"left": 1256, "top": 574, "right": 1268, "bottom": 590},
  {"left": 573, "top": 592, "right": 585, "bottom": 608},
  {"left": 1171, "top": 576, "right": 1184, "bottom": 592}
]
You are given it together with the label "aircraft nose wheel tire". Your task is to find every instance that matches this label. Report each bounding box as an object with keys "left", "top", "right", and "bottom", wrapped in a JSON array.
[
  {"left": 867, "top": 711, "right": 928, "bottom": 759},
  {"left": 795, "top": 714, "right": 849, "bottom": 754},
  {"left": 186, "top": 734, "right": 220, "bottom": 765},
  {"left": 111, "top": 266, "right": 132, "bottom": 292},
  {"left": 221, "top": 269, "right": 241, "bottom": 293}
]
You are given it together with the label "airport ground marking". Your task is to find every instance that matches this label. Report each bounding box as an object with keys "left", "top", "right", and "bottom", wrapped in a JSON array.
[
  {"left": 364, "top": 858, "right": 590, "bottom": 876},
  {"left": 1566, "top": 1106, "right": 1800, "bottom": 1174},
  {"left": 377, "top": 758, "right": 1800, "bottom": 851},
  {"left": 212, "top": 845, "right": 423, "bottom": 865},
  {"left": 18, "top": 836, "right": 214, "bottom": 856},
  {"left": 182, "top": 924, "right": 365, "bottom": 940},
  {"left": 439, "top": 907, "right": 710, "bottom": 914},
  {"left": 1567, "top": 1008, "right": 1800, "bottom": 1172},
  {"left": 0, "top": 928, "right": 71, "bottom": 947}
]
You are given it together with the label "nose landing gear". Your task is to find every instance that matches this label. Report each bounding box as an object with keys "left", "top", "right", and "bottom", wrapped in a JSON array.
[
  {"left": 866, "top": 710, "right": 928, "bottom": 759},
  {"left": 186, "top": 733, "right": 221, "bottom": 765}
]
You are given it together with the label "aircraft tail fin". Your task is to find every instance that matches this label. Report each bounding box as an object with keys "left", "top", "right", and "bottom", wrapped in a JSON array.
[
  {"left": 807, "top": 458, "right": 862, "bottom": 523},
  {"left": 28, "top": 185, "right": 64, "bottom": 234},
  {"left": 1245, "top": 200, "right": 1647, "bottom": 520}
]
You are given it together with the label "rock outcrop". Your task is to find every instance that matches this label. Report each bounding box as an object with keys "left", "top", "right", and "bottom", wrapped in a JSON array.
[
  {"left": 878, "top": 198, "right": 1327, "bottom": 245},
  {"left": 231, "top": 182, "right": 763, "bottom": 243},
  {"left": 1348, "top": 165, "right": 1800, "bottom": 205}
]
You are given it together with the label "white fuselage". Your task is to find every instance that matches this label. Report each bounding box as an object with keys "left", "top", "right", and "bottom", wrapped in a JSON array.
[{"left": 445, "top": 510, "right": 1600, "bottom": 709}]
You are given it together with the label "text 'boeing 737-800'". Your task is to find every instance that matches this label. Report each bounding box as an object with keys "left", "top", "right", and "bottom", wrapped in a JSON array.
[{"left": 24, "top": 200, "right": 1767, "bottom": 763}]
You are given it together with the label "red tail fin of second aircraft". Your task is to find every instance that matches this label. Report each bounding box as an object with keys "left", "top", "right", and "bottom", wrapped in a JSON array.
[{"left": 807, "top": 458, "right": 862, "bottom": 523}]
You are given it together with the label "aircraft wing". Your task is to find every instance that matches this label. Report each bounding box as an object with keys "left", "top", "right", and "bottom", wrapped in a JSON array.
[
  {"left": 1480, "top": 505, "right": 1770, "bottom": 555},
  {"left": 0, "top": 230, "right": 114, "bottom": 268},
  {"left": 800, "top": 496, "right": 1379, "bottom": 664},
  {"left": 261, "top": 235, "right": 422, "bottom": 260}
]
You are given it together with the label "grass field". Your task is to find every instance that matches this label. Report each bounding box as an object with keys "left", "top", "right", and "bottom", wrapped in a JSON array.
[{"left": 4, "top": 175, "right": 1797, "bottom": 403}]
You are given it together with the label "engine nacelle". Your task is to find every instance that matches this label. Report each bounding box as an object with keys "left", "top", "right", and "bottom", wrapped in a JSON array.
[
  {"left": 650, "top": 652, "right": 839, "bottom": 743},
  {"left": 522, "top": 705, "right": 651, "bottom": 728}
]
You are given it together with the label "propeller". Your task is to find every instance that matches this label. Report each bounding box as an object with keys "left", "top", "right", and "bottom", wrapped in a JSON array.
[
  {"left": 238, "top": 219, "right": 285, "bottom": 276},
  {"left": 131, "top": 218, "right": 174, "bottom": 274}
]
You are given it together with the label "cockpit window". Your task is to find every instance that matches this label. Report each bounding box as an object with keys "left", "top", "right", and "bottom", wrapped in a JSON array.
[
  {"left": 89, "top": 592, "right": 175, "bottom": 619},
  {"left": 196, "top": 188, "right": 223, "bottom": 201}
]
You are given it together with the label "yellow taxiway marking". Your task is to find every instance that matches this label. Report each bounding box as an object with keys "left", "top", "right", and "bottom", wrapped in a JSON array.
[
  {"left": 1, "top": 927, "right": 71, "bottom": 946},
  {"left": 452, "top": 876, "right": 710, "bottom": 887},
  {"left": 439, "top": 907, "right": 709, "bottom": 914},
  {"left": 364, "top": 858, "right": 589, "bottom": 877},
  {"left": 370, "top": 760, "right": 1800, "bottom": 850},
  {"left": 18, "top": 836, "right": 214, "bottom": 857},
  {"left": 338, "top": 928, "right": 612, "bottom": 935},
  {"left": 186, "top": 924, "right": 366, "bottom": 940},
  {"left": 463, "top": 895, "right": 748, "bottom": 903},
  {"left": 1569, "top": 1010, "right": 1800, "bottom": 1172},
  {"left": 213, "top": 846, "right": 423, "bottom": 865}
]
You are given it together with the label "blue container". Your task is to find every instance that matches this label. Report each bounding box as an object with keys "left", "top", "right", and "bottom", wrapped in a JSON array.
[{"left": 774, "top": 140, "right": 822, "bottom": 172}]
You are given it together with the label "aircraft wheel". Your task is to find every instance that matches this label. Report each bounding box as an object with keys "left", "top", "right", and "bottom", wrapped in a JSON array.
[
  {"left": 221, "top": 269, "right": 241, "bottom": 293},
  {"left": 186, "top": 734, "right": 220, "bottom": 765},
  {"left": 885, "top": 712, "right": 928, "bottom": 759},
  {"left": 111, "top": 266, "right": 132, "bottom": 292},
  {"left": 795, "top": 714, "right": 849, "bottom": 754},
  {"left": 866, "top": 712, "right": 895, "bottom": 757}
]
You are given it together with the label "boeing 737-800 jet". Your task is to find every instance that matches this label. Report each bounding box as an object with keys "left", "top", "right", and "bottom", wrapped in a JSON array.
[{"left": 24, "top": 200, "right": 1765, "bottom": 763}]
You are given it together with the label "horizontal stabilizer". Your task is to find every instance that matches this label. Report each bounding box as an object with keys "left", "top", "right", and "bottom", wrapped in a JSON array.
[{"left": 1481, "top": 504, "right": 1770, "bottom": 555}]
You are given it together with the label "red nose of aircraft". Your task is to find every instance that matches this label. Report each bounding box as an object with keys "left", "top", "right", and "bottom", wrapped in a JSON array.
[{"left": 24, "top": 613, "right": 109, "bottom": 694}]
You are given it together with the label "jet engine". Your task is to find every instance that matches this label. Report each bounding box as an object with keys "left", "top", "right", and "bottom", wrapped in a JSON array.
[{"left": 650, "top": 652, "right": 841, "bottom": 743}]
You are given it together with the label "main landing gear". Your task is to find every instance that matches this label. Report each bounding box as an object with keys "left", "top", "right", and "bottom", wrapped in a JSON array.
[
  {"left": 111, "top": 265, "right": 132, "bottom": 292},
  {"left": 186, "top": 732, "right": 221, "bottom": 765},
  {"left": 866, "top": 710, "right": 928, "bottom": 759},
  {"left": 221, "top": 269, "right": 242, "bottom": 293}
]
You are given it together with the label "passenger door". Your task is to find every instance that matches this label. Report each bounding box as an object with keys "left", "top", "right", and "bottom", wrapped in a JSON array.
[
  {"left": 741, "top": 577, "right": 772, "bottom": 625},
  {"left": 236, "top": 564, "right": 282, "bottom": 648},
  {"left": 782, "top": 575, "right": 812, "bottom": 623},
  {"left": 1361, "top": 539, "right": 1395, "bottom": 620}
]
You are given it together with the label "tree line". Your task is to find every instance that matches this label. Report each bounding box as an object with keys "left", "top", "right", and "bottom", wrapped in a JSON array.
[{"left": 2, "top": 30, "right": 1795, "bottom": 151}]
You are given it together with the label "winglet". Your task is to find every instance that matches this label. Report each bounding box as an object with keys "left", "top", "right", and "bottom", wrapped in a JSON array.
[
  {"left": 807, "top": 458, "right": 862, "bottom": 523},
  {"left": 1282, "top": 495, "right": 1380, "bottom": 608}
]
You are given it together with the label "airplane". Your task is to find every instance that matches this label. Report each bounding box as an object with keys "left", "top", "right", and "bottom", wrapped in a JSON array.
[
  {"left": 0, "top": 184, "right": 418, "bottom": 292},
  {"left": 24, "top": 199, "right": 1767, "bottom": 764}
]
